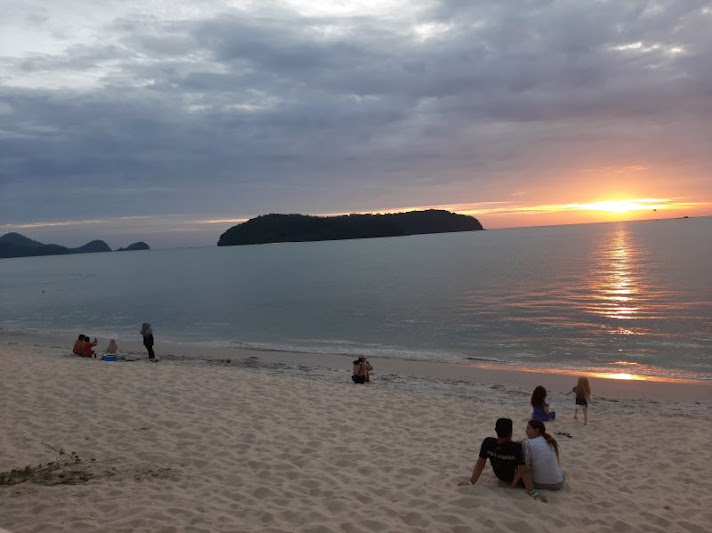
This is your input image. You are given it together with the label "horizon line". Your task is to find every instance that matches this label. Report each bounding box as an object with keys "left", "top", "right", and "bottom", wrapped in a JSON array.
[{"left": 2, "top": 213, "right": 709, "bottom": 251}]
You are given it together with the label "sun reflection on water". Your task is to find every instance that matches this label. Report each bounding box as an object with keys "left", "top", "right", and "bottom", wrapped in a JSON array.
[
  {"left": 588, "top": 225, "right": 644, "bottom": 320},
  {"left": 456, "top": 220, "right": 710, "bottom": 382},
  {"left": 590, "top": 372, "right": 647, "bottom": 381},
  {"left": 461, "top": 362, "right": 701, "bottom": 383}
]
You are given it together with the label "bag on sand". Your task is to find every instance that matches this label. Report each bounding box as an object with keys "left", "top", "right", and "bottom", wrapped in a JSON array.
[{"left": 352, "top": 374, "right": 366, "bottom": 384}]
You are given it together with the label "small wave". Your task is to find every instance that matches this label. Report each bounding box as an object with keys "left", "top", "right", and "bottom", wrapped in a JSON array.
[
  {"left": 227, "top": 339, "right": 464, "bottom": 363},
  {"left": 466, "top": 356, "right": 506, "bottom": 364}
]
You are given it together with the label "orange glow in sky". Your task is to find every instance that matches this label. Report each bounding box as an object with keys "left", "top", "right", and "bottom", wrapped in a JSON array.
[
  {"left": 457, "top": 197, "right": 703, "bottom": 218},
  {"left": 188, "top": 164, "right": 711, "bottom": 231},
  {"left": 577, "top": 199, "right": 665, "bottom": 213},
  {"left": 333, "top": 196, "right": 711, "bottom": 230},
  {"left": 8, "top": 198, "right": 712, "bottom": 240}
]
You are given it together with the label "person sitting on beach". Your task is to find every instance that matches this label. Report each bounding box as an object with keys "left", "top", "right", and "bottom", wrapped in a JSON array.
[
  {"left": 514, "top": 420, "right": 565, "bottom": 491},
  {"left": 352, "top": 356, "right": 373, "bottom": 384},
  {"left": 531, "top": 385, "right": 556, "bottom": 421},
  {"left": 459, "top": 418, "right": 546, "bottom": 502},
  {"left": 105, "top": 339, "right": 119, "bottom": 355},
  {"left": 567, "top": 376, "right": 592, "bottom": 425},
  {"left": 72, "top": 334, "right": 85, "bottom": 355},
  {"left": 80, "top": 336, "right": 98, "bottom": 358}
]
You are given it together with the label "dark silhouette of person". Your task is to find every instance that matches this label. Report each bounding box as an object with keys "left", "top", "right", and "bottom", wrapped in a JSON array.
[{"left": 140, "top": 323, "right": 156, "bottom": 361}]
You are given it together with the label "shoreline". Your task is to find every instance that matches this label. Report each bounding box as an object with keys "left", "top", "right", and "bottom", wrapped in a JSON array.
[
  {"left": 4, "top": 319, "right": 710, "bottom": 385},
  {"left": 5, "top": 331, "right": 710, "bottom": 404}
]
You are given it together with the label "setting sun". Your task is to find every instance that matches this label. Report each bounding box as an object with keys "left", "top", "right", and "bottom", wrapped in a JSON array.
[{"left": 580, "top": 199, "right": 664, "bottom": 213}]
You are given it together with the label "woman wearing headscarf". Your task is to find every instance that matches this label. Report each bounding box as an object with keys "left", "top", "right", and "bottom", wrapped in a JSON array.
[
  {"left": 140, "top": 323, "right": 156, "bottom": 361},
  {"left": 105, "top": 339, "right": 119, "bottom": 355}
]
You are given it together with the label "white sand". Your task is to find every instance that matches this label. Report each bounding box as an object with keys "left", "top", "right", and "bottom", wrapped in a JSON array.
[{"left": 1, "top": 336, "right": 711, "bottom": 532}]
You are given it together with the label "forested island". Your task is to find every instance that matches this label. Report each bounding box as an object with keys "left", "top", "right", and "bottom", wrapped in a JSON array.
[
  {"left": 218, "top": 209, "right": 483, "bottom": 246},
  {"left": 0, "top": 233, "right": 150, "bottom": 259}
]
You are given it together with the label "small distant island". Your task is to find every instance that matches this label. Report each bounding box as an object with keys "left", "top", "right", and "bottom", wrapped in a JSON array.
[
  {"left": 116, "top": 242, "right": 150, "bottom": 252},
  {"left": 217, "top": 209, "right": 484, "bottom": 246},
  {"left": 0, "top": 233, "right": 150, "bottom": 259}
]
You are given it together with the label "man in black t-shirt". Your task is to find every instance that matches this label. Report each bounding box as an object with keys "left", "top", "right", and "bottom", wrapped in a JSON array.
[
  {"left": 478, "top": 435, "right": 524, "bottom": 483},
  {"left": 459, "top": 418, "right": 546, "bottom": 502}
]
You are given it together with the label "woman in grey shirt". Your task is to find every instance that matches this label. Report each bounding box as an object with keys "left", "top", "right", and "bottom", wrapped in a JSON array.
[{"left": 519, "top": 419, "right": 565, "bottom": 490}]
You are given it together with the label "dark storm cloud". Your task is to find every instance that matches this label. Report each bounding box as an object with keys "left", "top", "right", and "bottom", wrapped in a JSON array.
[{"left": 1, "top": 0, "right": 711, "bottom": 235}]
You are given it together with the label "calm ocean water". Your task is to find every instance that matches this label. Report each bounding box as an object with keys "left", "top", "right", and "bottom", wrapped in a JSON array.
[{"left": 1, "top": 218, "right": 710, "bottom": 381}]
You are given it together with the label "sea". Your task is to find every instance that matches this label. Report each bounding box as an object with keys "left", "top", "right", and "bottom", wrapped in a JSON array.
[{"left": 1, "top": 217, "right": 710, "bottom": 382}]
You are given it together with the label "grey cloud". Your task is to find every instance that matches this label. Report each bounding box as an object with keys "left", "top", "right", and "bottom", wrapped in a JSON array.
[{"left": 1, "top": 0, "right": 711, "bottom": 241}]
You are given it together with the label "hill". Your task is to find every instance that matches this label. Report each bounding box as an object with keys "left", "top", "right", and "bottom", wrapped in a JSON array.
[
  {"left": 74, "top": 240, "right": 112, "bottom": 254},
  {"left": 0, "top": 233, "right": 46, "bottom": 248},
  {"left": 217, "top": 209, "right": 483, "bottom": 246},
  {"left": 116, "top": 242, "right": 150, "bottom": 252},
  {"left": 0, "top": 233, "right": 111, "bottom": 259}
]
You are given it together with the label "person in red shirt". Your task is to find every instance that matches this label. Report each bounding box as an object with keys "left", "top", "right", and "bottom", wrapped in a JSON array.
[
  {"left": 80, "top": 336, "right": 97, "bottom": 358},
  {"left": 72, "top": 334, "right": 85, "bottom": 355}
]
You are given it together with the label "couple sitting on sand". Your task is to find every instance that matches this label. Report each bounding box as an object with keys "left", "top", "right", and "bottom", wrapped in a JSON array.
[
  {"left": 460, "top": 418, "right": 565, "bottom": 502},
  {"left": 72, "top": 334, "right": 98, "bottom": 358}
]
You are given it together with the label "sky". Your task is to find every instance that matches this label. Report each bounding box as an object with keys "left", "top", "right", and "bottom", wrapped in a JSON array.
[{"left": 1, "top": 0, "right": 711, "bottom": 249}]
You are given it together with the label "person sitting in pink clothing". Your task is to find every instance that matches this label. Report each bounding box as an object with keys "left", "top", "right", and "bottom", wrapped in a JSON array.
[{"left": 80, "top": 336, "right": 97, "bottom": 358}]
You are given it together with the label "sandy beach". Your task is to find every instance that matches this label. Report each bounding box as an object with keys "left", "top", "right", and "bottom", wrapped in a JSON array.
[{"left": 1, "top": 334, "right": 710, "bottom": 532}]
